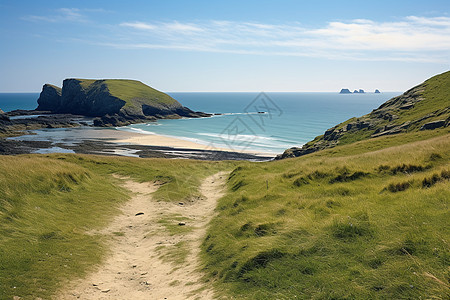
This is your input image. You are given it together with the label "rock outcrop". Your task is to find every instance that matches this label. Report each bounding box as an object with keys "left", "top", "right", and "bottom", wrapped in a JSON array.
[
  {"left": 276, "top": 71, "right": 450, "bottom": 159},
  {"left": 0, "top": 109, "right": 9, "bottom": 122},
  {"left": 375, "top": 89, "right": 380, "bottom": 93},
  {"left": 36, "top": 79, "right": 210, "bottom": 126},
  {"left": 339, "top": 89, "right": 352, "bottom": 94},
  {"left": 37, "top": 84, "right": 62, "bottom": 111}
]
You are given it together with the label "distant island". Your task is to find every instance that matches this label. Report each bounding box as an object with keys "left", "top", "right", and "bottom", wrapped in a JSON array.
[
  {"left": 339, "top": 88, "right": 380, "bottom": 94},
  {"left": 37, "top": 78, "right": 210, "bottom": 126}
]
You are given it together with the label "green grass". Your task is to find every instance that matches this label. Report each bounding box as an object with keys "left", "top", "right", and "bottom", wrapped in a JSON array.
[
  {"left": 0, "top": 133, "right": 448, "bottom": 299},
  {"left": 158, "top": 241, "right": 190, "bottom": 266},
  {"left": 300, "top": 71, "right": 450, "bottom": 153},
  {"left": 0, "top": 156, "right": 128, "bottom": 298},
  {"left": 1, "top": 70, "right": 449, "bottom": 298},
  {"left": 201, "top": 133, "right": 450, "bottom": 299},
  {"left": 0, "top": 154, "right": 235, "bottom": 299},
  {"left": 74, "top": 78, "right": 180, "bottom": 110},
  {"left": 399, "top": 70, "right": 450, "bottom": 124},
  {"left": 157, "top": 214, "right": 194, "bottom": 235}
]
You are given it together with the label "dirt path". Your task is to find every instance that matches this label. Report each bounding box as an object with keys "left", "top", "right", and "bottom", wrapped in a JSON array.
[{"left": 59, "top": 171, "right": 228, "bottom": 300}]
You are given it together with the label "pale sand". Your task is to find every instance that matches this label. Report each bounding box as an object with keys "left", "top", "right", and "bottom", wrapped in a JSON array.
[
  {"left": 91, "top": 128, "right": 274, "bottom": 156},
  {"left": 59, "top": 171, "right": 228, "bottom": 299}
]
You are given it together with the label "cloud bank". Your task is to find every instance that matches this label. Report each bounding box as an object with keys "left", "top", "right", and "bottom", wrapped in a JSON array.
[{"left": 24, "top": 10, "right": 450, "bottom": 62}]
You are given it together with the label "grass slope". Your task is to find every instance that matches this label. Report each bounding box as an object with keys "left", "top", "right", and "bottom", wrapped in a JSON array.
[
  {"left": 286, "top": 71, "right": 450, "bottom": 158},
  {"left": 202, "top": 133, "right": 450, "bottom": 299}
]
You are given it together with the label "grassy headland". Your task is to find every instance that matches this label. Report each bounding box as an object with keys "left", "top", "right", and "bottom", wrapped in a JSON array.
[
  {"left": 1, "top": 71, "right": 449, "bottom": 299},
  {"left": 76, "top": 78, "right": 180, "bottom": 108}
]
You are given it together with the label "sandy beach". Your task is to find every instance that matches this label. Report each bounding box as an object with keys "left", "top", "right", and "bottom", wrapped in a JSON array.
[{"left": 91, "top": 128, "right": 274, "bottom": 157}]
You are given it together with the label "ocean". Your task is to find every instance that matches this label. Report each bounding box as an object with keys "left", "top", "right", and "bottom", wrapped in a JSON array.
[{"left": 0, "top": 92, "right": 400, "bottom": 154}]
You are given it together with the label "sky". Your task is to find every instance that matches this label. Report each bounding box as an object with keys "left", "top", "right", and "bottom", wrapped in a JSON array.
[{"left": 0, "top": 0, "right": 449, "bottom": 92}]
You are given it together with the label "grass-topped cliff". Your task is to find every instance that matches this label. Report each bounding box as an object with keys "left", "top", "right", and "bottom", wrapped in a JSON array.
[
  {"left": 37, "top": 78, "right": 209, "bottom": 126},
  {"left": 278, "top": 71, "right": 450, "bottom": 159},
  {"left": 1, "top": 72, "right": 449, "bottom": 299}
]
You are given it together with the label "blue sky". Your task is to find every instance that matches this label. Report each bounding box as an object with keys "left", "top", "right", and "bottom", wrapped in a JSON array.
[{"left": 0, "top": 0, "right": 449, "bottom": 92}]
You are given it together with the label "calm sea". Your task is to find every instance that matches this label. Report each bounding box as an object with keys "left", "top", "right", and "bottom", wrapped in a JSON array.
[{"left": 0, "top": 92, "right": 399, "bottom": 154}]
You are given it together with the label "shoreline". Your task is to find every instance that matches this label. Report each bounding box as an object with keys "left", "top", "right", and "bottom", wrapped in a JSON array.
[
  {"left": 2, "top": 126, "right": 275, "bottom": 161},
  {"left": 111, "top": 128, "right": 275, "bottom": 157},
  {"left": 0, "top": 110, "right": 276, "bottom": 160}
]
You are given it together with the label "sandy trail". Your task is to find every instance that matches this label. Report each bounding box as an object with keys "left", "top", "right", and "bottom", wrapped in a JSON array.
[{"left": 59, "top": 171, "right": 228, "bottom": 299}]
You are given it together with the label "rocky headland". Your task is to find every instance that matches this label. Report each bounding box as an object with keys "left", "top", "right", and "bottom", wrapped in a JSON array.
[
  {"left": 36, "top": 78, "right": 210, "bottom": 126},
  {"left": 278, "top": 71, "right": 450, "bottom": 159}
]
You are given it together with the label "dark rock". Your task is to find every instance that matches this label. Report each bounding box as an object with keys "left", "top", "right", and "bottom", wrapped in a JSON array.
[
  {"left": 0, "top": 109, "right": 9, "bottom": 122},
  {"left": 339, "top": 89, "right": 352, "bottom": 94},
  {"left": 359, "top": 89, "right": 365, "bottom": 93},
  {"left": 375, "top": 89, "right": 380, "bottom": 93},
  {"left": 353, "top": 90, "right": 359, "bottom": 93},
  {"left": 178, "top": 222, "right": 186, "bottom": 226},
  {"left": 135, "top": 212, "right": 144, "bottom": 216},
  {"left": 37, "top": 84, "right": 62, "bottom": 111},
  {"left": 420, "top": 120, "right": 446, "bottom": 130}
]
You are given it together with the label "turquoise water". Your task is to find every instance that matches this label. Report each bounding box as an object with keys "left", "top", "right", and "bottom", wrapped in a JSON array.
[
  {"left": 121, "top": 92, "right": 399, "bottom": 153},
  {"left": 0, "top": 92, "right": 399, "bottom": 154}
]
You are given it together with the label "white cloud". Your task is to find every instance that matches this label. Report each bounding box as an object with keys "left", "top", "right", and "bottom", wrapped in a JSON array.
[
  {"left": 22, "top": 7, "right": 106, "bottom": 23},
  {"left": 26, "top": 11, "right": 450, "bottom": 62},
  {"left": 108, "top": 16, "right": 450, "bottom": 62},
  {"left": 120, "top": 21, "right": 156, "bottom": 30}
]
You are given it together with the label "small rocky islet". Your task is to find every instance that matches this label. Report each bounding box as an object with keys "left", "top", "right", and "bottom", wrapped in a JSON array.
[{"left": 339, "top": 88, "right": 380, "bottom": 94}]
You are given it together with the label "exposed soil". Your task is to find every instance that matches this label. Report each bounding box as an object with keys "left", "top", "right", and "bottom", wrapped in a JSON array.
[{"left": 58, "top": 172, "right": 228, "bottom": 299}]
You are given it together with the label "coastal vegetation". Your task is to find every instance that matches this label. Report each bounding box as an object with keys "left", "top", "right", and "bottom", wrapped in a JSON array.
[{"left": 0, "top": 71, "right": 449, "bottom": 299}]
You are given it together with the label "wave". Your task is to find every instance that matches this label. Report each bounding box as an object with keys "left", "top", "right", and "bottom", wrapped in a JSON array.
[{"left": 115, "top": 127, "right": 157, "bottom": 135}]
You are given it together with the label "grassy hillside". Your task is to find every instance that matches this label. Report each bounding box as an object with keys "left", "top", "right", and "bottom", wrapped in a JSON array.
[
  {"left": 279, "top": 71, "right": 450, "bottom": 159},
  {"left": 202, "top": 133, "right": 449, "bottom": 299},
  {"left": 1, "top": 72, "right": 449, "bottom": 299},
  {"left": 1, "top": 132, "right": 448, "bottom": 299}
]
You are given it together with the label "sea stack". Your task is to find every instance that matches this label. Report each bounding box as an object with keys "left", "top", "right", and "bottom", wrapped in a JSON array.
[
  {"left": 339, "top": 88, "right": 352, "bottom": 94},
  {"left": 375, "top": 89, "right": 380, "bottom": 93},
  {"left": 353, "top": 90, "right": 359, "bottom": 93},
  {"left": 359, "top": 89, "right": 365, "bottom": 93}
]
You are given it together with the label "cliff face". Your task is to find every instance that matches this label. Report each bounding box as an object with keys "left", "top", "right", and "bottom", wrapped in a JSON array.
[
  {"left": 277, "top": 71, "right": 450, "bottom": 159},
  {"left": 36, "top": 84, "right": 62, "bottom": 111},
  {"left": 57, "top": 79, "right": 125, "bottom": 117},
  {"left": 36, "top": 79, "right": 210, "bottom": 126}
]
